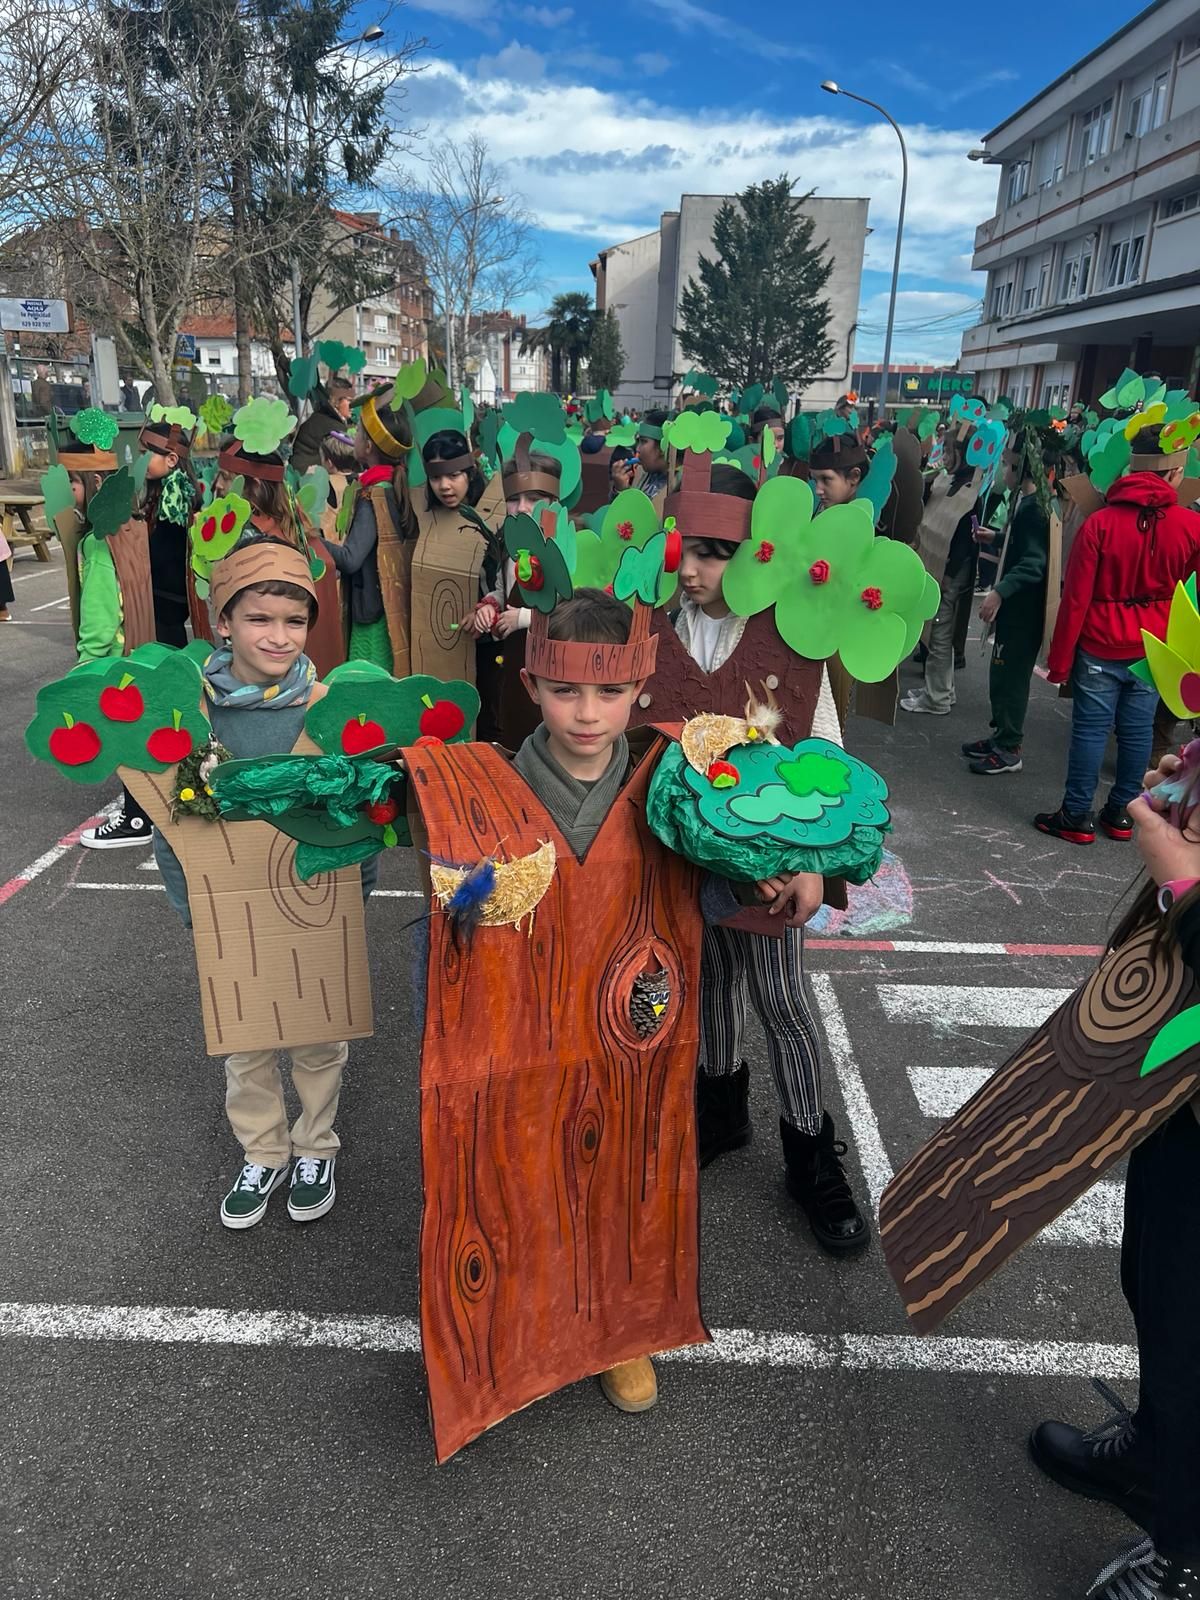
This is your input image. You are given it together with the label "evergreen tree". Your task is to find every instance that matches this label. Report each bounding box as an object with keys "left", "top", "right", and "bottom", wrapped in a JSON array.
[
  {"left": 676, "top": 176, "right": 835, "bottom": 392},
  {"left": 586, "top": 307, "right": 625, "bottom": 394}
]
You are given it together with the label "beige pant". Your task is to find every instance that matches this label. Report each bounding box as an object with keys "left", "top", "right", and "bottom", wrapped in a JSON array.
[{"left": 224, "top": 1041, "right": 348, "bottom": 1168}]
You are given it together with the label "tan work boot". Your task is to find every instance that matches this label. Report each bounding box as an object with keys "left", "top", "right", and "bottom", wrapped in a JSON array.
[{"left": 599, "top": 1356, "right": 658, "bottom": 1413}]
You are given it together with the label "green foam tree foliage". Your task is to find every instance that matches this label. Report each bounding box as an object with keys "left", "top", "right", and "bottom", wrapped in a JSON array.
[
  {"left": 69, "top": 408, "right": 120, "bottom": 450},
  {"left": 86, "top": 467, "right": 136, "bottom": 540},
  {"left": 233, "top": 396, "right": 296, "bottom": 456},
  {"left": 503, "top": 510, "right": 572, "bottom": 612},
  {"left": 662, "top": 411, "right": 732, "bottom": 454},
  {"left": 26, "top": 644, "right": 210, "bottom": 784},
  {"left": 573, "top": 488, "right": 676, "bottom": 606},
  {"left": 189, "top": 486, "right": 251, "bottom": 592},
  {"left": 304, "top": 661, "right": 480, "bottom": 756},
  {"left": 40, "top": 464, "right": 76, "bottom": 524}
]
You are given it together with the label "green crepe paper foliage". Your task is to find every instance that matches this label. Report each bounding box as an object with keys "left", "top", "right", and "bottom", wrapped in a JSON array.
[
  {"left": 502, "top": 509, "right": 572, "bottom": 613},
  {"left": 233, "top": 396, "right": 296, "bottom": 456},
  {"left": 584, "top": 389, "right": 615, "bottom": 424},
  {"left": 394, "top": 357, "right": 428, "bottom": 401},
  {"left": 645, "top": 739, "right": 889, "bottom": 885},
  {"left": 86, "top": 466, "right": 136, "bottom": 540},
  {"left": 316, "top": 340, "right": 367, "bottom": 376},
  {"left": 573, "top": 488, "right": 676, "bottom": 606},
  {"left": 1140, "top": 1003, "right": 1200, "bottom": 1078},
  {"left": 1090, "top": 429, "right": 1132, "bottom": 493},
  {"left": 723, "top": 483, "right": 938, "bottom": 681},
  {"left": 662, "top": 411, "right": 732, "bottom": 454},
  {"left": 25, "top": 643, "right": 210, "bottom": 784},
  {"left": 190, "top": 485, "right": 251, "bottom": 590},
  {"left": 148, "top": 402, "right": 198, "bottom": 431},
  {"left": 503, "top": 392, "right": 566, "bottom": 446},
  {"left": 288, "top": 353, "right": 320, "bottom": 400},
  {"left": 495, "top": 421, "right": 582, "bottom": 509},
  {"left": 303, "top": 661, "right": 481, "bottom": 758},
  {"left": 855, "top": 434, "right": 897, "bottom": 522},
  {"left": 681, "top": 370, "right": 719, "bottom": 398},
  {"left": 40, "top": 463, "right": 75, "bottom": 523},
  {"left": 199, "top": 394, "right": 234, "bottom": 439},
  {"left": 69, "top": 408, "right": 120, "bottom": 450},
  {"left": 213, "top": 749, "right": 402, "bottom": 864},
  {"left": 613, "top": 533, "right": 667, "bottom": 605},
  {"left": 787, "top": 413, "right": 811, "bottom": 462},
  {"left": 1163, "top": 413, "right": 1200, "bottom": 454}
]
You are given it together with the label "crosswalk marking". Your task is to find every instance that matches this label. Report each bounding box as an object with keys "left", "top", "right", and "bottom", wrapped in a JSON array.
[{"left": 878, "top": 984, "right": 1073, "bottom": 1029}]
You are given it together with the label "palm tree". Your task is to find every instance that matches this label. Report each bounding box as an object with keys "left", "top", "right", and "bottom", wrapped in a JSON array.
[{"left": 522, "top": 292, "right": 595, "bottom": 393}]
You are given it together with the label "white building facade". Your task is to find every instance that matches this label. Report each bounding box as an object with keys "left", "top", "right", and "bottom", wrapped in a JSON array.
[
  {"left": 590, "top": 193, "right": 868, "bottom": 413},
  {"left": 961, "top": 0, "right": 1200, "bottom": 408}
]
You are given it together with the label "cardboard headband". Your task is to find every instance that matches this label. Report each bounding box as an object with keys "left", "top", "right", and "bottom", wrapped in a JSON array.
[
  {"left": 56, "top": 446, "right": 118, "bottom": 473},
  {"left": 637, "top": 423, "right": 664, "bottom": 442},
  {"left": 208, "top": 540, "right": 319, "bottom": 621},
  {"left": 524, "top": 601, "right": 658, "bottom": 685},
  {"left": 810, "top": 435, "right": 868, "bottom": 472},
  {"left": 360, "top": 391, "right": 413, "bottom": 461},
  {"left": 219, "top": 439, "right": 286, "bottom": 483},
  {"left": 501, "top": 433, "right": 562, "bottom": 501},
  {"left": 663, "top": 450, "right": 752, "bottom": 543},
  {"left": 1131, "top": 449, "right": 1188, "bottom": 471},
  {"left": 139, "top": 422, "right": 192, "bottom": 463}
]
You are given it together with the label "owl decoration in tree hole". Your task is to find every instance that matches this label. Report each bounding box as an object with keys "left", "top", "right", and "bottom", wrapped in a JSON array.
[{"left": 629, "top": 965, "right": 671, "bottom": 1038}]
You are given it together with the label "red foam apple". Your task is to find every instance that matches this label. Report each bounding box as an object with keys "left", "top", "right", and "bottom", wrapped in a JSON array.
[
  {"left": 49, "top": 715, "right": 101, "bottom": 767},
  {"left": 418, "top": 695, "right": 465, "bottom": 741},
  {"left": 364, "top": 797, "right": 400, "bottom": 825},
  {"left": 342, "top": 713, "right": 387, "bottom": 755},
  {"left": 414, "top": 734, "right": 443, "bottom": 748},
  {"left": 146, "top": 726, "right": 193, "bottom": 763},
  {"left": 99, "top": 676, "right": 144, "bottom": 723},
  {"left": 200, "top": 515, "right": 217, "bottom": 542},
  {"left": 663, "top": 528, "right": 682, "bottom": 574}
]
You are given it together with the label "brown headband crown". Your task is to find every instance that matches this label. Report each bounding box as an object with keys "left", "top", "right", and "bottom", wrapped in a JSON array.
[
  {"left": 663, "top": 451, "right": 752, "bottom": 543},
  {"left": 219, "top": 439, "right": 286, "bottom": 483},
  {"left": 139, "top": 421, "right": 192, "bottom": 462},
  {"left": 208, "top": 539, "right": 319, "bottom": 620},
  {"left": 524, "top": 599, "right": 658, "bottom": 684},
  {"left": 501, "top": 432, "right": 561, "bottom": 501}
]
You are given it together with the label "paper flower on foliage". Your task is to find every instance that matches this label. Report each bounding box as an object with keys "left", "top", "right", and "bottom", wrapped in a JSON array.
[
  {"left": 662, "top": 410, "right": 732, "bottom": 454},
  {"left": 1132, "top": 577, "right": 1200, "bottom": 717},
  {"left": 502, "top": 510, "right": 572, "bottom": 612},
  {"left": 70, "top": 408, "right": 120, "bottom": 449},
  {"left": 503, "top": 392, "right": 566, "bottom": 446},
  {"left": 199, "top": 394, "right": 234, "bottom": 438},
  {"left": 722, "top": 478, "right": 939, "bottom": 681},
  {"left": 233, "top": 396, "right": 296, "bottom": 456},
  {"left": 149, "top": 402, "right": 198, "bottom": 430}
]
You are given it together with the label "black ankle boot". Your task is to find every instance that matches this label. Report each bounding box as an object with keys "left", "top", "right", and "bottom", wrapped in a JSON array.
[
  {"left": 697, "top": 1063, "right": 751, "bottom": 1168},
  {"left": 1029, "top": 1379, "right": 1154, "bottom": 1528},
  {"left": 779, "top": 1113, "right": 869, "bottom": 1254}
]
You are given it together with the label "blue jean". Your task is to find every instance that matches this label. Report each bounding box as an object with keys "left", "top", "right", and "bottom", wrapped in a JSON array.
[{"left": 1063, "top": 650, "right": 1159, "bottom": 817}]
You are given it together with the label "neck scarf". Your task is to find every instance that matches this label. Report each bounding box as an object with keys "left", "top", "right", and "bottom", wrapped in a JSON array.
[
  {"left": 202, "top": 646, "right": 317, "bottom": 710},
  {"left": 514, "top": 723, "right": 630, "bottom": 859}
]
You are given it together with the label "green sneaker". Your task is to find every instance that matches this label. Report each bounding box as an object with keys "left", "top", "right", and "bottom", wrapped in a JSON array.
[
  {"left": 220, "top": 1162, "right": 289, "bottom": 1231},
  {"left": 287, "top": 1156, "right": 336, "bottom": 1223}
]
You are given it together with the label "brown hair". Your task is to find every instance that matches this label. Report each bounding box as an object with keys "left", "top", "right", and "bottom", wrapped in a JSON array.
[
  {"left": 319, "top": 432, "right": 358, "bottom": 474},
  {"left": 327, "top": 376, "right": 353, "bottom": 398},
  {"left": 546, "top": 588, "right": 632, "bottom": 646},
  {"left": 501, "top": 449, "right": 561, "bottom": 485},
  {"left": 220, "top": 578, "right": 317, "bottom": 626}
]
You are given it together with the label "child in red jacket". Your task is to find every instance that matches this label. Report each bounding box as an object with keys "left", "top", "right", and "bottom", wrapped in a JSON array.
[{"left": 1036, "top": 424, "right": 1200, "bottom": 845}]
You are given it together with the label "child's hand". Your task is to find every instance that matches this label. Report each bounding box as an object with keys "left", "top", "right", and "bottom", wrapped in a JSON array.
[
  {"left": 462, "top": 601, "right": 499, "bottom": 636},
  {"left": 1142, "top": 751, "right": 1185, "bottom": 807},
  {"left": 974, "top": 526, "right": 997, "bottom": 545},
  {"left": 978, "top": 589, "right": 1002, "bottom": 624},
  {"left": 1129, "top": 793, "right": 1200, "bottom": 886},
  {"left": 493, "top": 607, "right": 525, "bottom": 639},
  {"left": 756, "top": 872, "right": 822, "bottom": 927}
]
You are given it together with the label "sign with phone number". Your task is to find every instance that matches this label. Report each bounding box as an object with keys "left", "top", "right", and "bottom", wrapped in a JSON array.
[{"left": 0, "top": 297, "right": 72, "bottom": 333}]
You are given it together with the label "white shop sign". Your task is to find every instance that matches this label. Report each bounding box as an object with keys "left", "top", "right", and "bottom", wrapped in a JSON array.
[{"left": 0, "top": 297, "right": 72, "bottom": 333}]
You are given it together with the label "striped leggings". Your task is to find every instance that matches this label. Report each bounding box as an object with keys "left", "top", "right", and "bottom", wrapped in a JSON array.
[{"left": 698, "top": 923, "right": 825, "bottom": 1135}]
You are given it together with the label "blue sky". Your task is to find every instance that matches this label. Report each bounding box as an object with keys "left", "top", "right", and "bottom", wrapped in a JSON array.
[{"left": 379, "top": 0, "right": 1135, "bottom": 367}]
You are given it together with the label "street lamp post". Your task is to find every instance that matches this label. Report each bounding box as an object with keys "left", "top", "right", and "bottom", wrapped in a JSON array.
[{"left": 821, "top": 80, "right": 908, "bottom": 420}]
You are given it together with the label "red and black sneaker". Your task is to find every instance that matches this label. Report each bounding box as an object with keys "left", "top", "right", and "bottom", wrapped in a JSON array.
[
  {"left": 1098, "top": 805, "right": 1134, "bottom": 841},
  {"left": 961, "top": 736, "right": 994, "bottom": 759},
  {"left": 1034, "top": 807, "right": 1096, "bottom": 845}
]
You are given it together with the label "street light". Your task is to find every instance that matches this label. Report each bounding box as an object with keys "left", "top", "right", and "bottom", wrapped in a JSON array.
[{"left": 821, "top": 78, "right": 907, "bottom": 422}]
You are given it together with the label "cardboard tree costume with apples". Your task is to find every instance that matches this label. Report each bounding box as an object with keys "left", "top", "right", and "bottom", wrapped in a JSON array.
[
  {"left": 879, "top": 580, "right": 1200, "bottom": 1334},
  {"left": 403, "top": 536, "right": 709, "bottom": 1464}
]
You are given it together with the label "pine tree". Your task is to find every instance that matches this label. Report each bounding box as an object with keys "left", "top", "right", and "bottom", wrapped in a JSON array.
[
  {"left": 586, "top": 307, "right": 625, "bottom": 394},
  {"left": 675, "top": 176, "right": 836, "bottom": 392}
]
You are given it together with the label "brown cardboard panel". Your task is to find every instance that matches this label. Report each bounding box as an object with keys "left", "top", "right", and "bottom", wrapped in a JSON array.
[
  {"left": 108, "top": 517, "right": 155, "bottom": 651},
  {"left": 1062, "top": 473, "right": 1105, "bottom": 519},
  {"left": 54, "top": 507, "right": 84, "bottom": 640},
  {"left": 405, "top": 736, "right": 708, "bottom": 1463},
  {"left": 410, "top": 474, "right": 504, "bottom": 685},
  {"left": 880, "top": 918, "right": 1200, "bottom": 1333},
  {"left": 884, "top": 430, "right": 925, "bottom": 544},
  {"left": 916, "top": 472, "right": 978, "bottom": 582},
  {"left": 1041, "top": 508, "right": 1063, "bottom": 663},
  {"left": 121, "top": 721, "right": 373, "bottom": 1057}
]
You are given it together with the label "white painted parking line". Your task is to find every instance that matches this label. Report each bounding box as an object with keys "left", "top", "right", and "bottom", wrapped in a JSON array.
[
  {"left": 908, "top": 1064, "right": 993, "bottom": 1119},
  {"left": 0, "top": 1300, "right": 1137, "bottom": 1379},
  {"left": 28, "top": 595, "right": 69, "bottom": 612},
  {"left": 878, "top": 984, "right": 1073, "bottom": 1030},
  {"left": 72, "top": 881, "right": 424, "bottom": 897},
  {"left": 810, "top": 972, "right": 893, "bottom": 1211}
]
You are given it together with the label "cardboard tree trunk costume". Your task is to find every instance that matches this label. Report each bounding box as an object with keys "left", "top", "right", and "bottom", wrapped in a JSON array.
[
  {"left": 404, "top": 536, "right": 708, "bottom": 1462},
  {"left": 879, "top": 578, "right": 1200, "bottom": 1334},
  {"left": 43, "top": 411, "right": 156, "bottom": 652}
]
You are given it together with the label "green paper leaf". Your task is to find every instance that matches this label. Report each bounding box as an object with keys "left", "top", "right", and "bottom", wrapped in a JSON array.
[
  {"left": 741, "top": 383, "right": 764, "bottom": 415},
  {"left": 495, "top": 421, "right": 582, "bottom": 509},
  {"left": 662, "top": 410, "right": 733, "bottom": 454},
  {"left": 394, "top": 358, "right": 428, "bottom": 400},
  {"left": 1090, "top": 430, "right": 1132, "bottom": 493},
  {"left": 917, "top": 410, "right": 939, "bottom": 441},
  {"left": 315, "top": 340, "right": 364, "bottom": 375},
  {"left": 288, "top": 354, "right": 320, "bottom": 400},
  {"left": 190, "top": 489, "right": 252, "bottom": 583},
  {"left": 148, "top": 402, "right": 197, "bottom": 430},
  {"left": 502, "top": 392, "right": 566, "bottom": 445},
  {"left": 86, "top": 467, "right": 136, "bottom": 540},
  {"left": 760, "top": 423, "right": 777, "bottom": 470},
  {"left": 855, "top": 435, "right": 897, "bottom": 522},
  {"left": 572, "top": 488, "right": 674, "bottom": 605},
  {"left": 771, "top": 378, "right": 789, "bottom": 416},
  {"left": 40, "top": 463, "right": 75, "bottom": 523},
  {"left": 234, "top": 396, "right": 296, "bottom": 455},
  {"left": 199, "top": 394, "right": 234, "bottom": 438},
  {"left": 304, "top": 662, "right": 481, "bottom": 754},
  {"left": 502, "top": 510, "right": 573, "bottom": 612},
  {"left": 787, "top": 414, "right": 811, "bottom": 461},
  {"left": 295, "top": 467, "right": 331, "bottom": 523},
  {"left": 612, "top": 532, "right": 667, "bottom": 605},
  {"left": 69, "top": 408, "right": 120, "bottom": 449},
  {"left": 1141, "top": 1002, "right": 1200, "bottom": 1077}
]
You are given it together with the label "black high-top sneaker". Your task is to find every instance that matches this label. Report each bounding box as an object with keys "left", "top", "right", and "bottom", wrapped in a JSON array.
[{"left": 1030, "top": 1379, "right": 1154, "bottom": 1528}]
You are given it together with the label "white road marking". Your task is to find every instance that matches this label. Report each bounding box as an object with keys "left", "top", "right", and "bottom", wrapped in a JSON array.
[
  {"left": 809, "top": 972, "right": 893, "bottom": 1211},
  {"left": 28, "top": 594, "right": 69, "bottom": 612},
  {"left": 878, "top": 984, "right": 1073, "bottom": 1030},
  {"left": 0, "top": 1301, "right": 1138, "bottom": 1379},
  {"left": 0, "top": 801, "right": 120, "bottom": 907},
  {"left": 12, "top": 567, "right": 65, "bottom": 583},
  {"left": 908, "top": 1064, "right": 993, "bottom": 1119},
  {"left": 884, "top": 940, "right": 1008, "bottom": 954},
  {"left": 72, "top": 882, "right": 424, "bottom": 897}
]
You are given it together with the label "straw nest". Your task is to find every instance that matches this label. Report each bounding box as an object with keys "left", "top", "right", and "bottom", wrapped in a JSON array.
[{"left": 430, "top": 839, "right": 557, "bottom": 931}]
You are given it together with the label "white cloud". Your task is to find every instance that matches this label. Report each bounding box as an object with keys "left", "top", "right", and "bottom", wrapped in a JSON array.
[
  {"left": 642, "top": 0, "right": 813, "bottom": 61},
  {"left": 490, "top": 41, "right": 546, "bottom": 82},
  {"left": 514, "top": 3, "right": 573, "bottom": 21},
  {"left": 634, "top": 51, "right": 672, "bottom": 76}
]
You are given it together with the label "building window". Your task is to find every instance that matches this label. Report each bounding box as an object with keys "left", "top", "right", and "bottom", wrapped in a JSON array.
[
  {"left": 1164, "top": 189, "right": 1200, "bottom": 218},
  {"left": 1059, "top": 237, "right": 1095, "bottom": 301},
  {"left": 1128, "top": 72, "right": 1170, "bottom": 137},
  {"left": 374, "top": 345, "right": 387, "bottom": 362},
  {"left": 1020, "top": 252, "right": 1052, "bottom": 312},
  {"left": 1104, "top": 216, "right": 1148, "bottom": 288},
  {"left": 204, "top": 349, "right": 221, "bottom": 367},
  {"left": 1006, "top": 160, "right": 1030, "bottom": 206},
  {"left": 1036, "top": 128, "right": 1066, "bottom": 189},
  {"left": 1076, "top": 97, "right": 1113, "bottom": 168},
  {"left": 373, "top": 314, "right": 387, "bottom": 332}
]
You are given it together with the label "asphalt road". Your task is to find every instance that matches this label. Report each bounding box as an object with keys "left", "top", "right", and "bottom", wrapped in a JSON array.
[{"left": 1, "top": 547, "right": 1153, "bottom": 1600}]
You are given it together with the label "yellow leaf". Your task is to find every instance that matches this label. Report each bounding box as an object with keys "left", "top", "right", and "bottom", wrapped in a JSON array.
[
  {"left": 1142, "top": 632, "right": 1195, "bottom": 717},
  {"left": 1164, "top": 581, "right": 1200, "bottom": 667}
]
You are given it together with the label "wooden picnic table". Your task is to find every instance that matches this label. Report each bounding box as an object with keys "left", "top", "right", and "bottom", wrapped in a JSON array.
[{"left": 0, "top": 492, "right": 51, "bottom": 561}]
